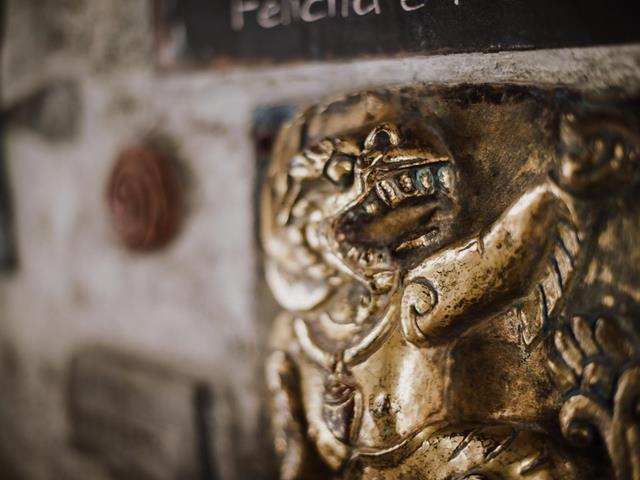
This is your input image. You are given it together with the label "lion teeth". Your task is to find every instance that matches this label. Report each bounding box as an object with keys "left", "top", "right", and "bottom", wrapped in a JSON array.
[
  {"left": 417, "top": 168, "right": 435, "bottom": 194},
  {"left": 341, "top": 241, "right": 389, "bottom": 270},
  {"left": 358, "top": 249, "right": 371, "bottom": 266},
  {"left": 436, "top": 165, "right": 454, "bottom": 193},
  {"left": 376, "top": 180, "right": 396, "bottom": 207},
  {"left": 364, "top": 199, "right": 381, "bottom": 216},
  {"left": 397, "top": 173, "right": 416, "bottom": 193}
]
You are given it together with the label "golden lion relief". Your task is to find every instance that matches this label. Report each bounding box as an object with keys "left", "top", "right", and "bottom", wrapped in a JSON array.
[{"left": 260, "top": 86, "right": 640, "bottom": 479}]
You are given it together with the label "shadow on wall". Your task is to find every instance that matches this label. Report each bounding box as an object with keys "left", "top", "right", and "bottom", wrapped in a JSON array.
[{"left": 0, "top": 457, "right": 24, "bottom": 480}]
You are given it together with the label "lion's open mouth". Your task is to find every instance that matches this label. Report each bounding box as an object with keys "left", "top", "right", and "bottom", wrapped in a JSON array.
[{"left": 334, "top": 161, "right": 454, "bottom": 271}]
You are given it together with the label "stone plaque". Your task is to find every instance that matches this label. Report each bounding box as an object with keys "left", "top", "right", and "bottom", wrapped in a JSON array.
[
  {"left": 155, "top": 0, "right": 640, "bottom": 69},
  {"left": 68, "top": 347, "right": 216, "bottom": 480}
]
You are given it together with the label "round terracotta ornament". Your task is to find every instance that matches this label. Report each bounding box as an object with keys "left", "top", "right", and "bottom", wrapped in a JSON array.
[{"left": 107, "top": 144, "right": 181, "bottom": 252}]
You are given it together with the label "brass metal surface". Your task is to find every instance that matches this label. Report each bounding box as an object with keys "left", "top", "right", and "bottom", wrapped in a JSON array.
[{"left": 260, "top": 85, "right": 640, "bottom": 479}]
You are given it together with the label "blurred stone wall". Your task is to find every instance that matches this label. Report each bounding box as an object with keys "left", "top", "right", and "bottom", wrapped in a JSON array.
[{"left": 0, "top": 1, "right": 639, "bottom": 479}]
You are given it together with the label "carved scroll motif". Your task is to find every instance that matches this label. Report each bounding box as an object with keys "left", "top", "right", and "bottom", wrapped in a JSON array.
[
  {"left": 550, "top": 315, "right": 640, "bottom": 480},
  {"left": 260, "top": 86, "right": 640, "bottom": 479}
]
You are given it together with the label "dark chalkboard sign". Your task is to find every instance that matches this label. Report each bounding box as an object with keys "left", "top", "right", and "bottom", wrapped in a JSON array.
[{"left": 154, "top": 0, "right": 640, "bottom": 69}]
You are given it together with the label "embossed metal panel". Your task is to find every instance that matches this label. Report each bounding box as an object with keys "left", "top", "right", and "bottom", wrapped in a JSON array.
[{"left": 260, "top": 85, "right": 640, "bottom": 479}]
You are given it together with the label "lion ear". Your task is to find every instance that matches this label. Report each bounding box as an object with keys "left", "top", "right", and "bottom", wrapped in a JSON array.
[
  {"left": 289, "top": 153, "right": 322, "bottom": 179},
  {"left": 289, "top": 139, "right": 335, "bottom": 180}
]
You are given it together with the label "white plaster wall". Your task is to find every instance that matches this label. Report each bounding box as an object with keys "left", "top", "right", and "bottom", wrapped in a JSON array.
[{"left": 0, "top": 1, "right": 639, "bottom": 479}]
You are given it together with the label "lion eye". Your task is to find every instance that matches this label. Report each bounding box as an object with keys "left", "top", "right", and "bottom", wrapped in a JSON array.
[
  {"left": 324, "top": 154, "right": 355, "bottom": 187},
  {"left": 364, "top": 123, "right": 401, "bottom": 150}
]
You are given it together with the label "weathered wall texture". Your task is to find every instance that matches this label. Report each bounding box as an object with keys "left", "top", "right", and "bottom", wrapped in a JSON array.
[{"left": 0, "top": 1, "right": 639, "bottom": 479}]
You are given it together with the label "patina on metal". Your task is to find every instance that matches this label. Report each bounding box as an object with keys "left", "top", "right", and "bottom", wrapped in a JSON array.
[{"left": 260, "top": 85, "right": 640, "bottom": 479}]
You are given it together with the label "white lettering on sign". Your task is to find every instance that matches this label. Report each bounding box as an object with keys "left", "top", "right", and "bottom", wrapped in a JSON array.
[
  {"left": 231, "top": 0, "right": 259, "bottom": 30},
  {"left": 231, "top": 0, "right": 457, "bottom": 31},
  {"left": 257, "top": 1, "right": 282, "bottom": 28},
  {"left": 301, "top": 0, "right": 330, "bottom": 22},
  {"left": 352, "top": 0, "right": 381, "bottom": 16},
  {"left": 400, "top": 0, "right": 425, "bottom": 11}
]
